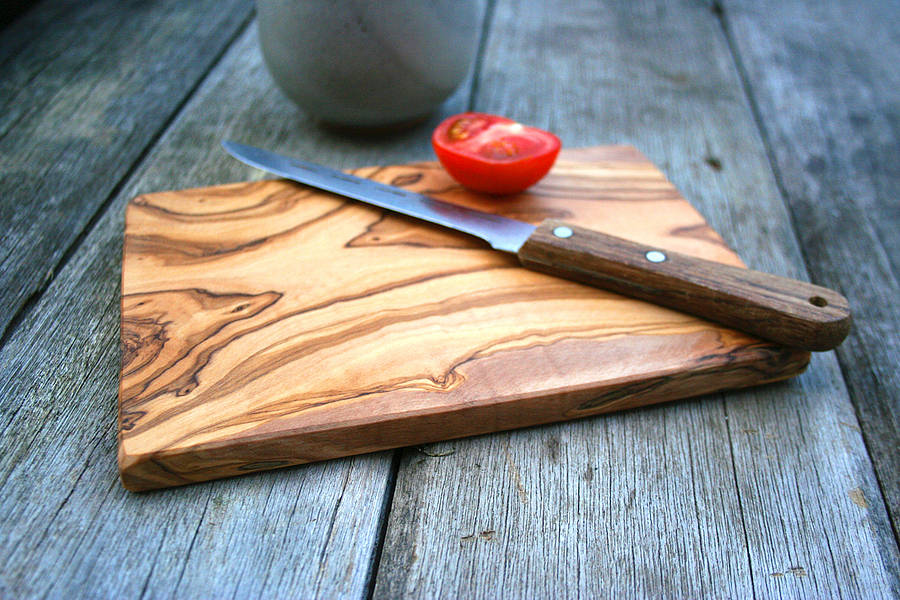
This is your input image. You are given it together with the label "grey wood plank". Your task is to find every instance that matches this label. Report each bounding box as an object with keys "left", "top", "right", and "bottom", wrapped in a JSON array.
[
  {"left": 0, "top": 15, "right": 484, "bottom": 599},
  {"left": 0, "top": 0, "right": 252, "bottom": 342},
  {"left": 719, "top": 0, "right": 900, "bottom": 543},
  {"left": 373, "top": 0, "right": 900, "bottom": 598},
  {"left": 375, "top": 404, "right": 753, "bottom": 599}
]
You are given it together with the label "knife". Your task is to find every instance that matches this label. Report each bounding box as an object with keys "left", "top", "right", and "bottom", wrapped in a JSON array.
[{"left": 222, "top": 140, "right": 850, "bottom": 351}]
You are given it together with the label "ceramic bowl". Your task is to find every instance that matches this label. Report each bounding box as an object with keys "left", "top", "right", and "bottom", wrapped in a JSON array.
[{"left": 256, "top": 0, "right": 483, "bottom": 128}]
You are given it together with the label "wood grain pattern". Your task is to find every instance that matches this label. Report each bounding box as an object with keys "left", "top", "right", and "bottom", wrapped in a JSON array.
[
  {"left": 518, "top": 219, "right": 850, "bottom": 350},
  {"left": 118, "top": 147, "right": 809, "bottom": 491},
  {"left": 3, "top": 1, "right": 899, "bottom": 598}
]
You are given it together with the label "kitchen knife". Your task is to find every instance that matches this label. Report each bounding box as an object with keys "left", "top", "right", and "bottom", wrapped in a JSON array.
[{"left": 222, "top": 140, "right": 850, "bottom": 351}]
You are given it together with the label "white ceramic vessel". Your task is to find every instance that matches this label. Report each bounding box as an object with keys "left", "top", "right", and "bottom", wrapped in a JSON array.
[{"left": 256, "top": 0, "right": 483, "bottom": 128}]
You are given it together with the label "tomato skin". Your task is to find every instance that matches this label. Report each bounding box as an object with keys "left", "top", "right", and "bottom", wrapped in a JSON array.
[{"left": 431, "top": 113, "right": 561, "bottom": 195}]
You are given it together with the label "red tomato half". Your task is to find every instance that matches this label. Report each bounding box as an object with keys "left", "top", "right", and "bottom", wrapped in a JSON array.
[{"left": 431, "top": 112, "right": 561, "bottom": 195}]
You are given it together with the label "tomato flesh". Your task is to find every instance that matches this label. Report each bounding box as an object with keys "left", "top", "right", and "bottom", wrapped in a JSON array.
[{"left": 431, "top": 112, "right": 561, "bottom": 195}]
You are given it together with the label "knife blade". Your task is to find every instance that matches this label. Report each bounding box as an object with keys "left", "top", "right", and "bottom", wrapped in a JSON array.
[{"left": 222, "top": 140, "right": 850, "bottom": 351}]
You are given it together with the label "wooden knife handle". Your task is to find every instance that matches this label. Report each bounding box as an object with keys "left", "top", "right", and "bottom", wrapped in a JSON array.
[{"left": 517, "top": 220, "right": 851, "bottom": 351}]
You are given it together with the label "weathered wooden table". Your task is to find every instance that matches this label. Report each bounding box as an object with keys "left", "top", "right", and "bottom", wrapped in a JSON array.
[{"left": 2, "top": 1, "right": 898, "bottom": 597}]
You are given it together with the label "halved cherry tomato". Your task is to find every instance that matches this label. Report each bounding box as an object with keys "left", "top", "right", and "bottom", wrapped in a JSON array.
[{"left": 431, "top": 112, "right": 561, "bottom": 195}]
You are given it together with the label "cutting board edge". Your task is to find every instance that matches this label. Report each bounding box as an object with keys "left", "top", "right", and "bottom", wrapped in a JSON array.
[{"left": 118, "top": 343, "right": 809, "bottom": 492}]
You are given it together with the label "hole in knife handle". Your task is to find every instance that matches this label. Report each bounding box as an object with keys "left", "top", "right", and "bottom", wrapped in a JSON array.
[{"left": 809, "top": 296, "right": 828, "bottom": 307}]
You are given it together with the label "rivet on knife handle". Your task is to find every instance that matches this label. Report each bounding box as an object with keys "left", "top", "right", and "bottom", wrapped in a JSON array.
[{"left": 518, "top": 220, "right": 851, "bottom": 351}]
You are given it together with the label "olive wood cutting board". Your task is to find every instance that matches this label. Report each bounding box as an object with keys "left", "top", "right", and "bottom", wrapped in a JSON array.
[{"left": 118, "top": 146, "right": 809, "bottom": 491}]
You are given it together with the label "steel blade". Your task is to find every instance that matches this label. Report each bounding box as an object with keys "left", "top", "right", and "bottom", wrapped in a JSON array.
[{"left": 222, "top": 141, "right": 536, "bottom": 253}]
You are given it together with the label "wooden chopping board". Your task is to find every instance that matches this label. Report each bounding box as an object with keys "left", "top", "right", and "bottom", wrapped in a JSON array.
[{"left": 118, "top": 146, "right": 809, "bottom": 491}]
